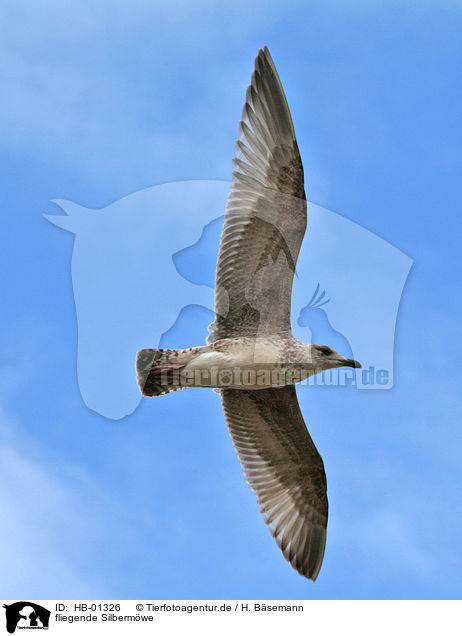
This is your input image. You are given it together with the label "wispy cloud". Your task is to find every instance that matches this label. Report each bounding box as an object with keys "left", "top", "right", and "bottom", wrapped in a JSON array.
[
  {"left": 1, "top": 0, "right": 461, "bottom": 599},
  {"left": 0, "top": 410, "right": 106, "bottom": 597}
]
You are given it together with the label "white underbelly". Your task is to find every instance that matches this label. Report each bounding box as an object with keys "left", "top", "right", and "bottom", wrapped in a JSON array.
[{"left": 182, "top": 346, "right": 308, "bottom": 389}]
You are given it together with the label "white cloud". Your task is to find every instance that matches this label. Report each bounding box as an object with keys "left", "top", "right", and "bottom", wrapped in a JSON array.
[{"left": 0, "top": 409, "right": 129, "bottom": 597}]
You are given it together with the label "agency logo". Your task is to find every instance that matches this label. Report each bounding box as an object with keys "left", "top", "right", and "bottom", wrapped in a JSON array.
[
  {"left": 2, "top": 603, "right": 50, "bottom": 633},
  {"left": 45, "top": 180, "right": 412, "bottom": 419}
]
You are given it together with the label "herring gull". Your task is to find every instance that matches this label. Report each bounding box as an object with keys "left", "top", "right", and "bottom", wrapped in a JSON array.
[{"left": 136, "top": 47, "right": 361, "bottom": 581}]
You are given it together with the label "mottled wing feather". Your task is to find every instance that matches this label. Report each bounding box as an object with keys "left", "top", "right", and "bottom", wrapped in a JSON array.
[
  {"left": 209, "top": 47, "right": 307, "bottom": 343},
  {"left": 221, "top": 385, "right": 328, "bottom": 580}
]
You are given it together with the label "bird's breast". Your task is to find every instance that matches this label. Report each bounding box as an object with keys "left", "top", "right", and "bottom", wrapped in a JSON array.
[{"left": 181, "top": 337, "right": 309, "bottom": 389}]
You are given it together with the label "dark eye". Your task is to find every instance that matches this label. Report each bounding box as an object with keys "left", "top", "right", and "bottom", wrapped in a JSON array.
[{"left": 318, "top": 346, "right": 332, "bottom": 355}]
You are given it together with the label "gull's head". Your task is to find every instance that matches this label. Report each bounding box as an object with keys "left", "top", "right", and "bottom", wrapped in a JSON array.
[{"left": 307, "top": 344, "right": 362, "bottom": 373}]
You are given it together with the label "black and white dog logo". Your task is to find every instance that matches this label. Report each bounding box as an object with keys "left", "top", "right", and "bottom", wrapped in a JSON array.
[{"left": 2, "top": 602, "right": 50, "bottom": 633}]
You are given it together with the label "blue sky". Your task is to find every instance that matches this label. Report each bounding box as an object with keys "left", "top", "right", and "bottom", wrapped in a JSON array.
[{"left": 1, "top": 0, "right": 461, "bottom": 599}]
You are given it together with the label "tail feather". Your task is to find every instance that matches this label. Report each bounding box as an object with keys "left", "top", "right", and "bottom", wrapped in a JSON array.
[{"left": 136, "top": 348, "right": 185, "bottom": 397}]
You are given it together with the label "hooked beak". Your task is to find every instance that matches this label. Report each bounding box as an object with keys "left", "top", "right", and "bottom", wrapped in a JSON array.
[{"left": 342, "top": 358, "right": 362, "bottom": 369}]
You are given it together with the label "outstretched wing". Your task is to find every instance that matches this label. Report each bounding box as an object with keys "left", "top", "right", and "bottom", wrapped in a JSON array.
[
  {"left": 209, "top": 47, "right": 307, "bottom": 343},
  {"left": 221, "top": 385, "right": 328, "bottom": 580}
]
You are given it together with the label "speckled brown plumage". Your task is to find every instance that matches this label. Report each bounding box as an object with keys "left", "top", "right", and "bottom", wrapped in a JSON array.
[{"left": 211, "top": 47, "right": 328, "bottom": 580}]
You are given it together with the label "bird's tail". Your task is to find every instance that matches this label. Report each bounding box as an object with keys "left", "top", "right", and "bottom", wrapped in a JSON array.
[{"left": 136, "top": 348, "right": 187, "bottom": 397}]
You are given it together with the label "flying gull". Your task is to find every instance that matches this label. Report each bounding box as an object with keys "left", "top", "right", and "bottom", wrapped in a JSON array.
[{"left": 136, "top": 47, "right": 361, "bottom": 581}]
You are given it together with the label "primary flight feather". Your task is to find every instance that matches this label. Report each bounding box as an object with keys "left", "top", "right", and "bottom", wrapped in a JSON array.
[{"left": 136, "top": 47, "right": 361, "bottom": 581}]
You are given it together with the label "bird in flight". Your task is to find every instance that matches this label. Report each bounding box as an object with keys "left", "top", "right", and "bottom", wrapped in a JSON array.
[{"left": 136, "top": 47, "right": 361, "bottom": 581}]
